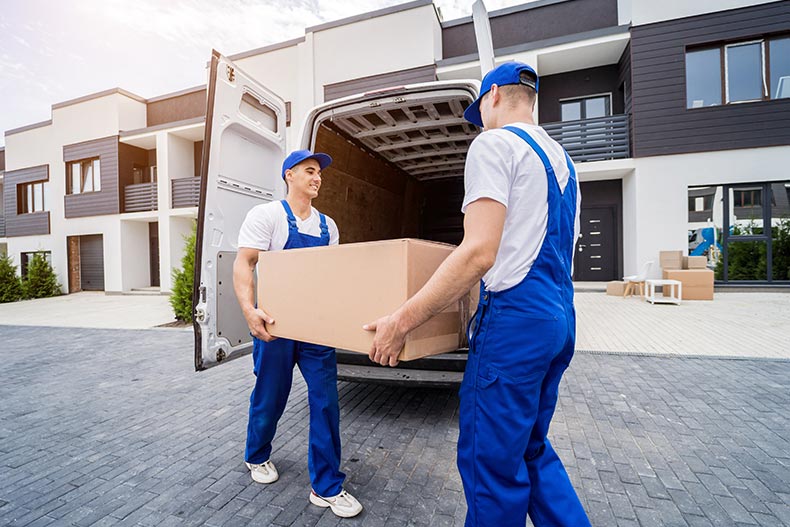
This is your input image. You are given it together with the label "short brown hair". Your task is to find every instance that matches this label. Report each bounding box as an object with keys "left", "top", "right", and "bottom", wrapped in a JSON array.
[{"left": 498, "top": 84, "right": 537, "bottom": 108}]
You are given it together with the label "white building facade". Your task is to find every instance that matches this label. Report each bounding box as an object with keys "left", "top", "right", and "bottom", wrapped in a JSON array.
[{"left": 2, "top": 0, "right": 789, "bottom": 293}]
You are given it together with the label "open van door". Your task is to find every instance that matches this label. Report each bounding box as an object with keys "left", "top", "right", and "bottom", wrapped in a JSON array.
[{"left": 194, "top": 50, "right": 287, "bottom": 371}]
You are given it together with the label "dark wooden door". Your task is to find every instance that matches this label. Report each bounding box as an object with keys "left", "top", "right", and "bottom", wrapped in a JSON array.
[
  {"left": 79, "top": 235, "right": 104, "bottom": 291},
  {"left": 574, "top": 206, "right": 617, "bottom": 281},
  {"left": 67, "top": 236, "right": 81, "bottom": 293},
  {"left": 149, "top": 222, "right": 160, "bottom": 287}
]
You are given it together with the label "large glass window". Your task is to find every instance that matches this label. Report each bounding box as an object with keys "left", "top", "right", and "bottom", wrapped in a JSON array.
[
  {"left": 690, "top": 181, "right": 790, "bottom": 283},
  {"left": 687, "top": 35, "right": 790, "bottom": 108},
  {"left": 769, "top": 37, "right": 790, "bottom": 99},
  {"left": 67, "top": 158, "right": 101, "bottom": 195},
  {"left": 726, "top": 41, "right": 764, "bottom": 103},
  {"left": 17, "top": 181, "right": 46, "bottom": 214},
  {"left": 686, "top": 48, "right": 722, "bottom": 108},
  {"left": 20, "top": 251, "right": 52, "bottom": 278}
]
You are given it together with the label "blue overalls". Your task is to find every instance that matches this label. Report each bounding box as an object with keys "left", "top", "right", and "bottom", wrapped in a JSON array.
[
  {"left": 244, "top": 200, "right": 345, "bottom": 498},
  {"left": 457, "top": 126, "right": 591, "bottom": 527}
]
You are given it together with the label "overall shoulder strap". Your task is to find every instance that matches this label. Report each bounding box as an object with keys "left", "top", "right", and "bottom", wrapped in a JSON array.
[
  {"left": 280, "top": 200, "right": 298, "bottom": 231},
  {"left": 318, "top": 212, "right": 329, "bottom": 238},
  {"left": 502, "top": 125, "right": 555, "bottom": 177}
]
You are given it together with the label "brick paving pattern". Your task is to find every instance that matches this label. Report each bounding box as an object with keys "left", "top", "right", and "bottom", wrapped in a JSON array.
[{"left": 0, "top": 325, "right": 788, "bottom": 526}]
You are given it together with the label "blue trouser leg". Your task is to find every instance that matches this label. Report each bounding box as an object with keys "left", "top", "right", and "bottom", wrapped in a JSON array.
[
  {"left": 245, "top": 337, "right": 296, "bottom": 464},
  {"left": 458, "top": 310, "right": 589, "bottom": 527},
  {"left": 296, "top": 342, "right": 345, "bottom": 497},
  {"left": 526, "top": 318, "right": 591, "bottom": 527}
]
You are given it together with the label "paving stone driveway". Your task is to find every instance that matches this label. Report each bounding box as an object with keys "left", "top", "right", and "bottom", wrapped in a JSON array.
[{"left": 0, "top": 326, "right": 788, "bottom": 527}]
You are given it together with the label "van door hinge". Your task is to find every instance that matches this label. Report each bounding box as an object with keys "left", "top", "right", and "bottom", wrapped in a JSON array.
[{"left": 226, "top": 65, "right": 235, "bottom": 82}]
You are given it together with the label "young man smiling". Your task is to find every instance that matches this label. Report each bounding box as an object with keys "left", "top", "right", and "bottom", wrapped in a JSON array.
[{"left": 233, "top": 149, "right": 363, "bottom": 518}]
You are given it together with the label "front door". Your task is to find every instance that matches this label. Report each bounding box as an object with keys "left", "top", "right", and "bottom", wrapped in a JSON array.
[
  {"left": 575, "top": 206, "right": 617, "bottom": 281},
  {"left": 149, "top": 222, "right": 160, "bottom": 287},
  {"left": 193, "top": 50, "right": 287, "bottom": 371}
]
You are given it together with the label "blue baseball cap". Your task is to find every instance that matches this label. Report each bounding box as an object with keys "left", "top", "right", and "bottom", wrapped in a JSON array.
[
  {"left": 463, "top": 61, "right": 539, "bottom": 128},
  {"left": 281, "top": 149, "right": 332, "bottom": 179}
]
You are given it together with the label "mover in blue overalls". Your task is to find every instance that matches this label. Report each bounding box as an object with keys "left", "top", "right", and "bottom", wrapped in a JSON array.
[
  {"left": 365, "top": 62, "right": 591, "bottom": 526},
  {"left": 233, "top": 150, "right": 363, "bottom": 518}
]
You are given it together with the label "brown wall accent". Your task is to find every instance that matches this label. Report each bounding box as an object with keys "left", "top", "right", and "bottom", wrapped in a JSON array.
[
  {"left": 324, "top": 65, "right": 437, "bottom": 102},
  {"left": 538, "top": 65, "right": 625, "bottom": 124},
  {"left": 0, "top": 149, "right": 5, "bottom": 171},
  {"left": 312, "top": 125, "right": 420, "bottom": 243},
  {"left": 3, "top": 165, "right": 50, "bottom": 237},
  {"left": 630, "top": 2, "right": 790, "bottom": 157},
  {"left": 442, "top": 0, "right": 619, "bottom": 59},
  {"left": 118, "top": 143, "right": 151, "bottom": 195},
  {"left": 193, "top": 141, "right": 204, "bottom": 178},
  {"left": 63, "top": 136, "right": 120, "bottom": 218},
  {"left": 146, "top": 89, "right": 207, "bottom": 127}
]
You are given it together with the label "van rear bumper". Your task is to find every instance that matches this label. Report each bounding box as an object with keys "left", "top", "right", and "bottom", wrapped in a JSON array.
[{"left": 335, "top": 349, "right": 467, "bottom": 388}]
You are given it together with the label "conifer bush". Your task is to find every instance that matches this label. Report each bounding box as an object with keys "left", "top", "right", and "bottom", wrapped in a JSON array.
[
  {"left": 170, "top": 223, "right": 197, "bottom": 322},
  {"left": 0, "top": 254, "right": 24, "bottom": 303}
]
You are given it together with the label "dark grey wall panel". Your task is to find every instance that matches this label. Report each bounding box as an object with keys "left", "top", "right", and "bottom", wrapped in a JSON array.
[
  {"left": 3, "top": 165, "right": 50, "bottom": 237},
  {"left": 79, "top": 234, "right": 105, "bottom": 291},
  {"left": 324, "top": 65, "right": 436, "bottom": 101},
  {"left": 630, "top": 1, "right": 790, "bottom": 157},
  {"left": 442, "top": 0, "right": 618, "bottom": 59},
  {"left": 0, "top": 149, "right": 5, "bottom": 171},
  {"left": 538, "top": 65, "right": 624, "bottom": 124},
  {"left": 63, "top": 136, "right": 120, "bottom": 218}
]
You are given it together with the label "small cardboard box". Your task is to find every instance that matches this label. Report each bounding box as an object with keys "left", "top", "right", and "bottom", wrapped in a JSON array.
[
  {"left": 663, "top": 269, "right": 714, "bottom": 300},
  {"left": 606, "top": 280, "right": 626, "bottom": 296},
  {"left": 660, "top": 250, "right": 683, "bottom": 270},
  {"left": 683, "top": 256, "right": 708, "bottom": 269},
  {"left": 257, "top": 239, "right": 475, "bottom": 361}
]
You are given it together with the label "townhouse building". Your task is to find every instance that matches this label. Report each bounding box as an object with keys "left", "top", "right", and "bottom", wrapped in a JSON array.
[{"left": 2, "top": 0, "right": 788, "bottom": 294}]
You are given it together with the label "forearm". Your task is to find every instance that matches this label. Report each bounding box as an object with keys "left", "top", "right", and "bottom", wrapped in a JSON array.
[
  {"left": 394, "top": 242, "right": 492, "bottom": 334},
  {"left": 232, "top": 257, "right": 257, "bottom": 315}
]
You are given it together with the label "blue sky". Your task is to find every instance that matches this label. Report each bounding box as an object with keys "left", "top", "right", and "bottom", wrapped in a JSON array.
[{"left": 0, "top": 0, "right": 527, "bottom": 147}]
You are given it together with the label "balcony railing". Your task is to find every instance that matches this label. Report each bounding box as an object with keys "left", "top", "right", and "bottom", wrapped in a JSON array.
[
  {"left": 543, "top": 114, "right": 630, "bottom": 163},
  {"left": 124, "top": 182, "right": 158, "bottom": 212},
  {"left": 171, "top": 177, "right": 201, "bottom": 208}
]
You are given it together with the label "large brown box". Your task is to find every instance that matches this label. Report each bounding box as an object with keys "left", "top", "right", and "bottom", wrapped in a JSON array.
[
  {"left": 606, "top": 280, "right": 626, "bottom": 296},
  {"left": 257, "top": 239, "right": 474, "bottom": 361},
  {"left": 663, "top": 269, "right": 714, "bottom": 300},
  {"left": 683, "top": 256, "right": 708, "bottom": 269},
  {"left": 660, "top": 250, "right": 683, "bottom": 270}
]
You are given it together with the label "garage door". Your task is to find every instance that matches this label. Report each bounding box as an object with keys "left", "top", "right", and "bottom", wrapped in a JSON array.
[{"left": 80, "top": 235, "right": 104, "bottom": 291}]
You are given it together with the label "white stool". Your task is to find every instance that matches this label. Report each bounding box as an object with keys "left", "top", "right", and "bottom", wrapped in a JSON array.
[{"left": 645, "top": 279, "right": 682, "bottom": 305}]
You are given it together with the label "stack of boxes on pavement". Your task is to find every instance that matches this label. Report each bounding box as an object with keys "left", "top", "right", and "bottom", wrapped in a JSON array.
[{"left": 660, "top": 250, "right": 714, "bottom": 300}]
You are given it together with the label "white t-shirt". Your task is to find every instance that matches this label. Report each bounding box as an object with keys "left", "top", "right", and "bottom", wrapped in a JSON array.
[
  {"left": 461, "top": 122, "right": 581, "bottom": 292},
  {"left": 237, "top": 200, "right": 340, "bottom": 251}
]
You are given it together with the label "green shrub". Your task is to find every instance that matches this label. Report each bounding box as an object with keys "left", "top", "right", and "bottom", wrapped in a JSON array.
[
  {"left": 0, "top": 254, "right": 24, "bottom": 303},
  {"left": 170, "top": 223, "right": 196, "bottom": 322},
  {"left": 22, "top": 253, "right": 62, "bottom": 299},
  {"left": 715, "top": 218, "right": 790, "bottom": 280}
]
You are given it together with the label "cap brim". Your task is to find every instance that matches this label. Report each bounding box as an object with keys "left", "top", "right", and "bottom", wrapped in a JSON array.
[
  {"left": 463, "top": 98, "right": 484, "bottom": 128},
  {"left": 304, "top": 153, "right": 333, "bottom": 170}
]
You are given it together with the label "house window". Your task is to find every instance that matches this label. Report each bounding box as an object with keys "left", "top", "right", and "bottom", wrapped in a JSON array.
[
  {"left": 20, "top": 251, "right": 52, "bottom": 278},
  {"left": 17, "top": 181, "right": 46, "bottom": 214},
  {"left": 732, "top": 188, "right": 762, "bottom": 208},
  {"left": 687, "top": 35, "right": 790, "bottom": 108},
  {"left": 67, "top": 158, "right": 101, "bottom": 194},
  {"left": 770, "top": 37, "right": 790, "bottom": 99},
  {"left": 560, "top": 95, "right": 611, "bottom": 122}
]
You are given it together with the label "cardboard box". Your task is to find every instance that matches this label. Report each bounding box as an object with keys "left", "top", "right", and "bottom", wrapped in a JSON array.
[
  {"left": 662, "top": 269, "right": 714, "bottom": 300},
  {"left": 257, "top": 239, "right": 475, "bottom": 361},
  {"left": 683, "top": 256, "right": 708, "bottom": 269},
  {"left": 660, "top": 250, "right": 683, "bottom": 270},
  {"left": 606, "top": 280, "right": 626, "bottom": 296}
]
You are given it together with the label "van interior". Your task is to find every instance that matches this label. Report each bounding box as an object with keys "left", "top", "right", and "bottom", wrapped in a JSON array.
[{"left": 306, "top": 88, "right": 479, "bottom": 247}]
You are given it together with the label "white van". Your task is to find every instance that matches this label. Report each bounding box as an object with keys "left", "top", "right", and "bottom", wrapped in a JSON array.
[{"left": 193, "top": 51, "right": 480, "bottom": 387}]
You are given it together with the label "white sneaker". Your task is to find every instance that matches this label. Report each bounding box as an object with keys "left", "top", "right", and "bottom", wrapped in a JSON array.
[
  {"left": 309, "top": 489, "right": 363, "bottom": 518},
  {"left": 245, "top": 460, "right": 279, "bottom": 484}
]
